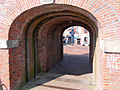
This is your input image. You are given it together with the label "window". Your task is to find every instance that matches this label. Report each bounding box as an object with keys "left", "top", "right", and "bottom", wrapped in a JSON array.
[{"left": 84, "top": 29, "right": 87, "bottom": 33}]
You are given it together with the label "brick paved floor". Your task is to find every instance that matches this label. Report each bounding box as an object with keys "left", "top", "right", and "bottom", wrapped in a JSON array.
[{"left": 20, "top": 45, "right": 96, "bottom": 90}]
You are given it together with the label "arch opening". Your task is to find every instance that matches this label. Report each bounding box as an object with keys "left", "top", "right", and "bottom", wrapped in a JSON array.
[{"left": 8, "top": 4, "right": 99, "bottom": 89}]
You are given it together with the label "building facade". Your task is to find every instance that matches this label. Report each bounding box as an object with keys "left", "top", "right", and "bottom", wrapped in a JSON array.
[{"left": 63, "top": 26, "right": 90, "bottom": 46}]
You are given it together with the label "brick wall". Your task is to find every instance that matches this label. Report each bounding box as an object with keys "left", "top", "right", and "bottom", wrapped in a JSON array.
[{"left": 0, "top": 0, "right": 120, "bottom": 90}]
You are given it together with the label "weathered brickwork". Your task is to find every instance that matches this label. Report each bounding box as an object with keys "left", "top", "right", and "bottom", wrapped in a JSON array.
[{"left": 0, "top": 0, "right": 120, "bottom": 90}]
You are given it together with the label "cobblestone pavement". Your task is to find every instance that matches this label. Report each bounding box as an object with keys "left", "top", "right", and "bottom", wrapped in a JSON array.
[{"left": 20, "top": 45, "right": 96, "bottom": 90}]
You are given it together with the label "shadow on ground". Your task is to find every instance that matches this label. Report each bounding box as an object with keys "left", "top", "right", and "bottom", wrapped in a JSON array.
[
  {"left": 49, "top": 53, "right": 92, "bottom": 75},
  {"left": 20, "top": 53, "right": 94, "bottom": 90}
]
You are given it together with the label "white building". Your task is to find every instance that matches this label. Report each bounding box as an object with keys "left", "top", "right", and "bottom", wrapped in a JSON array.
[{"left": 63, "top": 26, "right": 90, "bottom": 46}]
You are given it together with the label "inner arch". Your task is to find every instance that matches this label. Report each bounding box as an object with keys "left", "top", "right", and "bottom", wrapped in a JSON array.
[{"left": 25, "top": 8, "right": 98, "bottom": 81}]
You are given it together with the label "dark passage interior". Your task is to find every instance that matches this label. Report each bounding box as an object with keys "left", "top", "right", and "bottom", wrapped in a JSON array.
[
  {"left": 21, "top": 26, "right": 95, "bottom": 90},
  {"left": 20, "top": 5, "right": 98, "bottom": 90},
  {"left": 48, "top": 26, "right": 92, "bottom": 75}
]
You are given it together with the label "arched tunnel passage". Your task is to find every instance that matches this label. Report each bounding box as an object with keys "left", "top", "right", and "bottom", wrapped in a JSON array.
[
  {"left": 8, "top": 4, "right": 99, "bottom": 89},
  {"left": 48, "top": 26, "right": 92, "bottom": 75},
  {"left": 25, "top": 8, "right": 98, "bottom": 81}
]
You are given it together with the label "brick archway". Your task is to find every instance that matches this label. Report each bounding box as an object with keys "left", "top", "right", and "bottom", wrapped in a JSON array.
[
  {"left": 0, "top": 1, "right": 120, "bottom": 90},
  {"left": 8, "top": 4, "right": 99, "bottom": 89}
]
